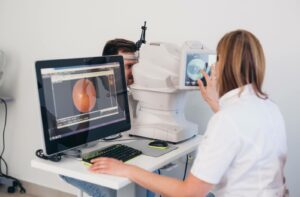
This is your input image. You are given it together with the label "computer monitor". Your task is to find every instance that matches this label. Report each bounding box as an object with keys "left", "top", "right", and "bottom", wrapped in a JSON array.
[{"left": 35, "top": 55, "right": 130, "bottom": 156}]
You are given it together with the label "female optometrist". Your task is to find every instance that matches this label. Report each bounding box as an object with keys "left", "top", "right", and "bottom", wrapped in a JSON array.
[{"left": 88, "top": 29, "right": 288, "bottom": 197}]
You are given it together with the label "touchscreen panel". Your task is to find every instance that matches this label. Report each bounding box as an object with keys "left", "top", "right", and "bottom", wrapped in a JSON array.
[{"left": 184, "top": 53, "right": 217, "bottom": 86}]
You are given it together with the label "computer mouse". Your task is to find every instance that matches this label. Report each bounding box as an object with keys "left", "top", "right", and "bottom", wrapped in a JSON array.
[{"left": 148, "top": 140, "right": 169, "bottom": 148}]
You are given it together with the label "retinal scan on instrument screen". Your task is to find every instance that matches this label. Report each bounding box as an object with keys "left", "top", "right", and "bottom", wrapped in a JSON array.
[
  {"left": 184, "top": 53, "right": 217, "bottom": 86},
  {"left": 40, "top": 63, "right": 126, "bottom": 141}
]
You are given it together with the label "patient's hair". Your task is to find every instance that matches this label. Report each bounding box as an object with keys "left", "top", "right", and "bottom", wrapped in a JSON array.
[
  {"left": 217, "top": 29, "right": 268, "bottom": 99},
  {"left": 102, "top": 39, "right": 137, "bottom": 55}
]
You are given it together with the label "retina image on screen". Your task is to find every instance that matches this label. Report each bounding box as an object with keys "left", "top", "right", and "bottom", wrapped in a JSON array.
[
  {"left": 185, "top": 53, "right": 217, "bottom": 86},
  {"left": 36, "top": 56, "right": 130, "bottom": 155}
]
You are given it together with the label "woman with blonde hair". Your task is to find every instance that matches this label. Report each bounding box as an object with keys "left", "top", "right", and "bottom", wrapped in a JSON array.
[{"left": 89, "top": 30, "right": 288, "bottom": 197}]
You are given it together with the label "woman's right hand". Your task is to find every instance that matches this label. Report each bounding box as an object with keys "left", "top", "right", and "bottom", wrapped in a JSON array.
[{"left": 197, "top": 65, "right": 220, "bottom": 113}]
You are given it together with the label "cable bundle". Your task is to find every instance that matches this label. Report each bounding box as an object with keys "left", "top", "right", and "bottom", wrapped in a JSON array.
[{"left": 0, "top": 97, "right": 26, "bottom": 193}]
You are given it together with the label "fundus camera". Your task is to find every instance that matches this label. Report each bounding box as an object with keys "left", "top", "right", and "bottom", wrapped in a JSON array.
[{"left": 128, "top": 41, "right": 216, "bottom": 143}]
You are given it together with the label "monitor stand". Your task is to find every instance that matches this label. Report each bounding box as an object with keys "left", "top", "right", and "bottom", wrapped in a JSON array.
[
  {"left": 63, "top": 133, "right": 123, "bottom": 158},
  {"left": 63, "top": 149, "right": 81, "bottom": 158},
  {"left": 64, "top": 141, "right": 99, "bottom": 158},
  {"left": 103, "top": 133, "right": 122, "bottom": 141}
]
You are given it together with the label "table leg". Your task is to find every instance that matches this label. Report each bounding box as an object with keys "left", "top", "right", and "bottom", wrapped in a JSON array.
[
  {"left": 77, "top": 189, "right": 84, "bottom": 197},
  {"left": 117, "top": 183, "right": 135, "bottom": 197}
]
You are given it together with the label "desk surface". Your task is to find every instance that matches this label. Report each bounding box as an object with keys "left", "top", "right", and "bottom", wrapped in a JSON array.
[{"left": 31, "top": 134, "right": 202, "bottom": 190}]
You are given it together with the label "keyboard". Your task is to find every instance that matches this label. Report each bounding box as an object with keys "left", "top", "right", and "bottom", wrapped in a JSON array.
[{"left": 81, "top": 144, "right": 142, "bottom": 165}]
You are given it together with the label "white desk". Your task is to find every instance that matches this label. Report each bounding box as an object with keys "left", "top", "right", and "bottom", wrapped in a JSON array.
[{"left": 31, "top": 134, "right": 202, "bottom": 197}]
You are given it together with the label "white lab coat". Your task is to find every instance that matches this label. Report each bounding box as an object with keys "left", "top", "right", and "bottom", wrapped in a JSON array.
[{"left": 191, "top": 84, "right": 288, "bottom": 197}]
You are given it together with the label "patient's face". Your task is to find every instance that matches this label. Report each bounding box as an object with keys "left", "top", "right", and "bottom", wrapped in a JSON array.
[{"left": 118, "top": 51, "right": 138, "bottom": 86}]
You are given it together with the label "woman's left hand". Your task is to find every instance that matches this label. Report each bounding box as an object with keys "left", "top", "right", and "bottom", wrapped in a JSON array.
[{"left": 89, "top": 157, "right": 131, "bottom": 177}]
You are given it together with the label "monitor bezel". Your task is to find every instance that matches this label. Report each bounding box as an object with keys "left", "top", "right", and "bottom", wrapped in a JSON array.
[{"left": 35, "top": 55, "right": 131, "bottom": 156}]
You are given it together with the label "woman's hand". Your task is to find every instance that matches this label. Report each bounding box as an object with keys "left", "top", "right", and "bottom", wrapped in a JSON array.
[
  {"left": 198, "top": 65, "right": 220, "bottom": 113},
  {"left": 89, "top": 157, "right": 132, "bottom": 177}
]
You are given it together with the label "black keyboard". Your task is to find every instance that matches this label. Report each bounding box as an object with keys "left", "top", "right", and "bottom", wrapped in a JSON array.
[{"left": 81, "top": 144, "right": 142, "bottom": 164}]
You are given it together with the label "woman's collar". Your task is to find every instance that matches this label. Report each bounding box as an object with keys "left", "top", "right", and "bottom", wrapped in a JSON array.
[{"left": 219, "top": 84, "right": 254, "bottom": 107}]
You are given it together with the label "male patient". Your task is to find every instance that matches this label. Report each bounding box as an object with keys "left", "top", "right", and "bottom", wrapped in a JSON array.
[
  {"left": 60, "top": 38, "right": 146, "bottom": 197},
  {"left": 102, "top": 39, "right": 138, "bottom": 86}
]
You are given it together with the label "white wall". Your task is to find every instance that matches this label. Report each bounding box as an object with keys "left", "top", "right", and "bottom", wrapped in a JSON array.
[{"left": 0, "top": 0, "right": 299, "bottom": 195}]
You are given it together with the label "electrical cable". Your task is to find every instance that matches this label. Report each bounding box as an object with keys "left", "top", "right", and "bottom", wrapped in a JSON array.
[
  {"left": 1, "top": 173, "right": 26, "bottom": 193},
  {"left": 182, "top": 154, "right": 189, "bottom": 180},
  {"left": 35, "top": 149, "right": 62, "bottom": 162},
  {"left": 0, "top": 97, "right": 26, "bottom": 193},
  {"left": 157, "top": 169, "right": 162, "bottom": 197},
  {"left": 0, "top": 97, "right": 8, "bottom": 175}
]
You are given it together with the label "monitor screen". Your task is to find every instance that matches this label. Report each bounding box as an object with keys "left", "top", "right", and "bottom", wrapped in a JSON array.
[
  {"left": 178, "top": 49, "right": 217, "bottom": 89},
  {"left": 35, "top": 56, "right": 130, "bottom": 155},
  {"left": 184, "top": 52, "right": 217, "bottom": 87}
]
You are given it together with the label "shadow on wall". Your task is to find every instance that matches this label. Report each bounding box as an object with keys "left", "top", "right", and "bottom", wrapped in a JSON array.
[{"left": 185, "top": 92, "right": 213, "bottom": 135}]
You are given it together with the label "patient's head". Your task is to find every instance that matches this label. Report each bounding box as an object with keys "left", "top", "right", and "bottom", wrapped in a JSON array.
[{"left": 102, "top": 39, "right": 138, "bottom": 85}]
